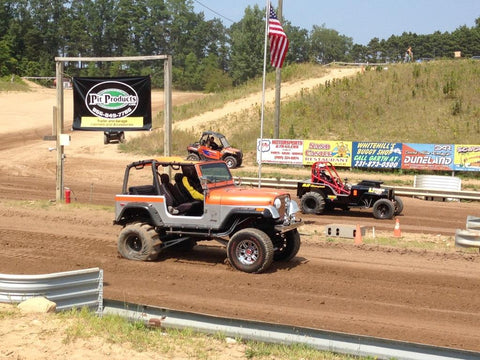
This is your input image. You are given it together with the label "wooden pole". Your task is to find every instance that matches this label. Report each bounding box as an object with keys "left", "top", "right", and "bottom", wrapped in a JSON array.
[{"left": 164, "top": 55, "right": 172, "bottom": 158}]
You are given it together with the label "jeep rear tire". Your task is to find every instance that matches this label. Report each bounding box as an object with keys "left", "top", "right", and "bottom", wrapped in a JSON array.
[
  {"left": 227, "top": 228, "right": 273, "bottom": 273},
  {"left": 372, "top": 199, "right": 395, "bottom": 219},
  {"left": 300, "top": 191, "right": 325, "bottom": 214},
  {"left": 273, "top": 229, "right": 301, "bottom": 261},
  {"left": 223, "top": 155, "right": 237, "bottom": 169},
  {"left": 117, "top": 222, "right": 162, "bottom": 261}
]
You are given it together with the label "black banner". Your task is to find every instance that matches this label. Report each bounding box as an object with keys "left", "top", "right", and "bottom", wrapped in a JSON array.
[{"left": 72, "top": 76, "right": 151, "bottom": 131}]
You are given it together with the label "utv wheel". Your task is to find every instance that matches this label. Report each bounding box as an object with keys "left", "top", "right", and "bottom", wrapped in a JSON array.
[
  {"left": 117, "top": 222, "right": 162, "bottom": 261},
  {"left": 186, "top": 153, "right": 200, "bottom": 161},
  {"left": 227, "top": 228, "right": 273, "bottom": 273},
  {"left": 224, "top": 155, "right": 238, "bottom": 169},
  {"left": 393, "top": 196, "right": 404, "bottom": 215},
  {"left": 119, "top": 132, "right": 126, "bottom": 143},
  {"left": 103, "top": 133, "right": 109, "bottom": 144},
  {"left": 274, "top": 229, "right": 301, "bottom": 261},
  {"left": 372, "top": 199, "right": 395, "bottom": 219},
  {"left": 300, "top": 191, "right": 325, "bottom": 214}
]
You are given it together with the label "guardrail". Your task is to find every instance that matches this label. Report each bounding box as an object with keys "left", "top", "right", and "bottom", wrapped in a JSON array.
[
  {"left": 0, "top": 268, "right": 103, "bottom": 313},
  {"left": 455, "top": 216, "right": 480, "bottom": 250},
  {"left": 234, "top": 177, "right": 480, "bottom": 201},
  {"left": 104, "top": 299, "right": 480, "bottom": 360}
]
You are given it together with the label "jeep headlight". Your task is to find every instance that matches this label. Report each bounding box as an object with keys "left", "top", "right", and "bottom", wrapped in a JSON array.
[{"left": 274, "top": 197, "right": 282, "bottom": 209}]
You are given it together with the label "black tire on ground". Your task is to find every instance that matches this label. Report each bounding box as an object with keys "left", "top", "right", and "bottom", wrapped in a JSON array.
[
  {"left": 117, "top": 222, "right": 162, "bottom": 261},
  {"left": 104, "top": 133, "right": 109, "bottom": 144},
  {"left": 186, "top": 153, "right": 200, "bottom": 161},
  {"left": 372, "top": 199, "right": 395, "bottom": 219},
  {"left": 394, "top": 196, "right": 404, "bottom": 215},
  {"left": 119, "top": 132, "right": 125, "bottom": 143},
  {"left": 223, "top": 155, "right": 238, "bottom": 169},
  {"left": 273, "top": 229, "right": 301, "bottom": 261},
  {"left": 227, "top": 228, "right": 274, "bottom": 273},
  {"left": 300, "top": 191, "right": 325, "bottom": 214}
]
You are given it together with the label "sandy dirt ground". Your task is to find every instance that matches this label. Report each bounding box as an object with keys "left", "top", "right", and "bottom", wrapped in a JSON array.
[{"left": 1, "top": 68, "right": 480, "bottom": 359}]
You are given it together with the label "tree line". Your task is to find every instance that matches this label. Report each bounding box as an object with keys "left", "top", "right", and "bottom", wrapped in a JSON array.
[{"left": 1, "top": 0, "right": 479, "bottom": 90}]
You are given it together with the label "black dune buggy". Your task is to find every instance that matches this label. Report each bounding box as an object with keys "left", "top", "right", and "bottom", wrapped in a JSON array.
[{"left": 297, "top": 161, "right": 403, "bottom": 219}]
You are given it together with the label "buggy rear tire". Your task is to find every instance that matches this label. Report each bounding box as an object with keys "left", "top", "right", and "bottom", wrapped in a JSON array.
[
  {"left": 117, "top": 222, "right": 162, "bottom": 261},
  {"left": 186, "top": 153, "right": 200, "bottom": 161},
  {"left": 227, "top": 228, "right": 273, "bottom": 273},
  {"left": 300, "top": 191, "right": 325, "bottom": 214},
  {"left": 373, "top": 199, "right": 395, "bottom": 219},
  {"left": 393, "top": 196, "right": 404, "bottom": 215},
  {"left": 223, "top": 155, "right": 237, "bottom": 169},
  {"left": 273, "top": 229, "right": 301, "bottom": 261}
]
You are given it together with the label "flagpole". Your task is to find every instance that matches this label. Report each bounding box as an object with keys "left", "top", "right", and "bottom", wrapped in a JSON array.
[{"left": 259, "top": 0, "right": 270, "bottom": 188}]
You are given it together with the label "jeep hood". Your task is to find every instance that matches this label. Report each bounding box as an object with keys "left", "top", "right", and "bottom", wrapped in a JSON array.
[{"left": 207, "top": 187, "right": 287, "bottom": 206}]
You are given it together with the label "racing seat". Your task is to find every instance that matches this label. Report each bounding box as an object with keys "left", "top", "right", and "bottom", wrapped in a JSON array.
[
  {"left": 159, "top": 173, "right": 195, "bottom": 215},
  {"left": 173, "top": 173, "right": 203, "bottom": 215}
]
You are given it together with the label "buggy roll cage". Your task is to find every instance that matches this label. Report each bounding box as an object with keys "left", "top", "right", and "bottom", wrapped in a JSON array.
[{"left": 311, "top": 161, "right": 350, "bottom": 195}]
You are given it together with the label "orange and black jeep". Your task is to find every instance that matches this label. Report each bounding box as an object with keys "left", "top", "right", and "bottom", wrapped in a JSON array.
[{"left": 114, "top": 157, "right": 302, "bottom": 273}]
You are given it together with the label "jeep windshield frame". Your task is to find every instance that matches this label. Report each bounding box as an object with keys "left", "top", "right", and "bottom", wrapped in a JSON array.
[{"left": 199, "top": 161, "right": 233, "bottom": 185}]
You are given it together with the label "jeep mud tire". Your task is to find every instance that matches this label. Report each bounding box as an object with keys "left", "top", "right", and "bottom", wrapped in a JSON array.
[
  {"left": 273, "top": 229, "right": 301, "bottom": 261},
  {"left": 186, "top": 153, "right": 200, "bottom": 161},
  {"left": 373, "top": 199, "right": 395, "bottom": 219},
  {"left": 227, "top": 228, "right": 274, "bottom": 273},
  {"left": 223, "top": 155, "right": 237, "bottom": 169},
  {"left": 300, "top": 191, "right": 325, "bottom": 214},
  {"left": 117, "top": 222, "right": 162, "bottom": 261},
  {"left": 394, "top": 196, "right": 404, "bottom": 215}
]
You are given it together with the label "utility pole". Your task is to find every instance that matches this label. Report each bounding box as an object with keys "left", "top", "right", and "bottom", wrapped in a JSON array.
[{"left": 273, "top": 0, "right": 283, "bottom": 139}]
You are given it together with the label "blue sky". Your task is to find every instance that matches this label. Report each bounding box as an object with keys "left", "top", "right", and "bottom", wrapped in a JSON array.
[{"left": 193, "top": 0, "right": 480, "bottom": 45}]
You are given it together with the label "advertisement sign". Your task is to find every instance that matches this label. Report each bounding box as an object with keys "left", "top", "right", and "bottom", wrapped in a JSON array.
[
  {"left": 303, "top": 140, "right": 352, "bottom": 167},
  {"left": 352, "top": 142, "right": 402, "bottom": 168},
  {"left": 402, "top": 144, "right": 454, "bottom": 170},
  {"left": 256, "top": 139, "right": 304, "bottom": 165},
  {"left": 72, "top": 76, "right": 152, "bottom": 131},
  {"left": 453, "top": 144, "right": 480, "bottom": 171}
]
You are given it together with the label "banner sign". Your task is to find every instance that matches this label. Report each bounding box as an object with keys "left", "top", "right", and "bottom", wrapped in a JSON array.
[
  {"left": 303, "top": 140, "right": 352, "bottom": 167},
  {"left": 256, "top": 139, "right": 303, "bottom": 165},
  {"left": 402, "top": 143, "right": 454, "bottom": 171},
  {"left": 255, "top": 138, "right": 479, "bottom": 172},
  {"left": 72, "top": 76, "right": 151, "bottom": 131},
  {"left": 352, "top": 142, "right": 402, "bottom": 168},
  {"left": 453, "top": 144, "right": 480, "bottom": 171}
]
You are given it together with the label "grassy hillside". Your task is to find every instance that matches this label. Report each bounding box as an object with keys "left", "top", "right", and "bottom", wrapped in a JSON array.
[{"left": 121, "top": 59, "right": 480, "bottom": 158}]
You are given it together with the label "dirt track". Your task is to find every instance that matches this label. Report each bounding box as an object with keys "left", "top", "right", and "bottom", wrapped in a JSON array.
[{"left": 1, "top": 72, "right": 480, "bottom": 355}]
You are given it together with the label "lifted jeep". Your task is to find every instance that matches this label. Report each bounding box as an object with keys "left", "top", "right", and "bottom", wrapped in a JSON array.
[
  {"left": 114, "top": 157, "right": 302, "bottom": 273},
  {"left": 297, "top": 161, "right": 403, "bottom": 219}
]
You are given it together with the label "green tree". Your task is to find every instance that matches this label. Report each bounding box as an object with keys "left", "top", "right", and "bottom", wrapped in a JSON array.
[
  {"left": 229, "top": 5, "right": 265, "bottom": 85},
  {"left": 309, "top": 24, "right": 352, "bottom": 64}
]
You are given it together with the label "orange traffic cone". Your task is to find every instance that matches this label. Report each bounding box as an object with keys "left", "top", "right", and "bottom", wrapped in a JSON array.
[
  {"left": 393, "top": 218, "right": 402, "bottom": 237},
  {"left": 354, "top": 224, "right": 363, "bottom": 245}
]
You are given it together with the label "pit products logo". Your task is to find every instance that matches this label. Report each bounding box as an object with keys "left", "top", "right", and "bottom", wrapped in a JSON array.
[{"left": 85, "top": 81, "right": 138, "bottom": 120}]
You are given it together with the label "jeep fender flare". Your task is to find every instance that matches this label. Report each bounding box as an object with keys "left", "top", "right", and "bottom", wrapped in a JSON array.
[
  {"left": 115, "top": 202, "right": 164, "bottom": 227},
  {"left": 218, "top": 208, "right": 276, "bottom": 234}
]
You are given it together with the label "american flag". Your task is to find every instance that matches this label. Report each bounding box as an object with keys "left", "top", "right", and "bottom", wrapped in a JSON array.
[{"left": 268, "top": 5, "right": 289, "bottom": 68}]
